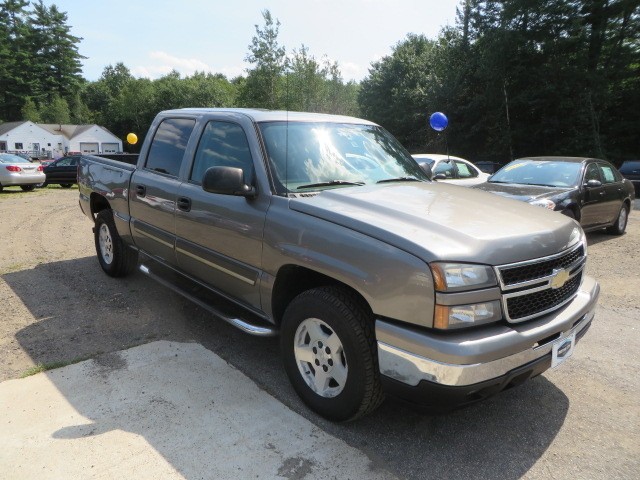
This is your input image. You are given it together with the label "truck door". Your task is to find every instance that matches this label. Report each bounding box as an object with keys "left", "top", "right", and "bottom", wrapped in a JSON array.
[
  {"left": 174, "top": 120, "right": 269, "bottom": 309},
  {"left": 129, "top": 117, "right": 196, "bottom": 265}
]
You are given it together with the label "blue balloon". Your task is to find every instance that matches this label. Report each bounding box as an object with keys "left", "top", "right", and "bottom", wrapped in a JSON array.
[{"left": 429, "top": 112, "right": 448, "bottom": 131}]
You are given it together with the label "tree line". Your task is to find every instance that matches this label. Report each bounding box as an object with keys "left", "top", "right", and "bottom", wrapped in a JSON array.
[{"left": 1, "top": 1, "right": 638, "bottom": 163}]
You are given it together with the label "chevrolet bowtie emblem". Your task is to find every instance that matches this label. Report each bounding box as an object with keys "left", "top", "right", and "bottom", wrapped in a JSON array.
[{"left": 550, "top": 268, "right": 570, "bottom": 289}]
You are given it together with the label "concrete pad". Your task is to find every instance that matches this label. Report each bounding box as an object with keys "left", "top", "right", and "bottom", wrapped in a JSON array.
[{"left": 0, "top": 341, "right": 396, "bottom": 479}]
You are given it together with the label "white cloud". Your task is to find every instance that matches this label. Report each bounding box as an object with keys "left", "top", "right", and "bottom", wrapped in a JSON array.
[{"left": 132, "top": 51, "right": 240, "bottom": 79}]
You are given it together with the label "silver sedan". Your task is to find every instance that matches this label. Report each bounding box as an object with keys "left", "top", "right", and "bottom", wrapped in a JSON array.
[{"left": 0, "top": 153, "right": 46, "bottom": 192}]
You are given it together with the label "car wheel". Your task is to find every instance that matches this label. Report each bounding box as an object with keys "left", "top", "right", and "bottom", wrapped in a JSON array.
[
  {"left": 280, "top": 286, "right": 384, "bottom": 421},
  {"left": 94, "top": 209, "right": 138, "bottom": 277},
  {"left": 60, "top": 183, "right": 73, "bottom": 188},
  {"left": 606, "top": 204, "right": 629, "bottom": 235},
  {"left": 20, "top": 185, "right": 35, "bottom": 192}
]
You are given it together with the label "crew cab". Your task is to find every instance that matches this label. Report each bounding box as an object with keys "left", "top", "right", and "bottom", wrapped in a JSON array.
[{"left": 78, "top": 109, "right": 599, "bottom": 421}]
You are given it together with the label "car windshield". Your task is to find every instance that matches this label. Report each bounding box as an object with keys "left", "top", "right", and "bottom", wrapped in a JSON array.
[
  {"left": 0, "top": 153, "right": 31, "bottom": 164},
  {"left": 258, "top": 122, "right": 428, "bottom": 194},
  {"left": 489, "top": 159, "right": 582, "bottom": 187}
]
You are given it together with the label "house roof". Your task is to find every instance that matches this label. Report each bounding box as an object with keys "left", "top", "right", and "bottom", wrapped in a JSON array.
[
  {"left": 38, "top": 124, "right": 119, "bottom": 140},
  {"left": 0, "top": 121, "right": 28, "bottom": 136}
]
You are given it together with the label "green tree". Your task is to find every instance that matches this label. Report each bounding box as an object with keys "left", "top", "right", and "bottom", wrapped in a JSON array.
[
  {"left": 21, "top": 97, "right": 41, "bottom": 122},
  {"left": 0, "top": 0, "right": 32, "bottom": 120},
  {"left": 41, "top": 94, "right": 70, "bottom": 123},
  {"left": 238, "top": 10, "right": 287, "bottom": 108}
]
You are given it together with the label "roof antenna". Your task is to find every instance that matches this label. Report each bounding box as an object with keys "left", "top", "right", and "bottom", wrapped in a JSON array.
[{"left": 285, "top": 62, "right": 289, "bottom": 196}]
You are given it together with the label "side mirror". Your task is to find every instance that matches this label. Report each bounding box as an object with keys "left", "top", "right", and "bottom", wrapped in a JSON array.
[
  {"left": 584, "top": 179, "right": 602, "bottom": 188},
  {"left": 418, "top": 162, "right": 434, "bottom": 180},
  {"left": 433, "top": 173, "right": 447, "bottom": 180},
  {"left": 202, "top": 166, "right": 256, "bottom": 197}
]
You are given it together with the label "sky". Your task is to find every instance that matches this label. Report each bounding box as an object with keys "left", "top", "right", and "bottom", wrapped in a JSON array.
[{"left": 47, "top": 0, "right": 460, "bottom": 82}]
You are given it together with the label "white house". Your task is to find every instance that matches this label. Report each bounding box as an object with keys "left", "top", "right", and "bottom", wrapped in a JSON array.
[{"left": 0, "top": 121, "right": 122, "bottom": 158}]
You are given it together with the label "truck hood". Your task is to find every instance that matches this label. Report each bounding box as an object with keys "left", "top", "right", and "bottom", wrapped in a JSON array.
[{"left": 289, "top": 182, "right": 582, "bottom": 266}]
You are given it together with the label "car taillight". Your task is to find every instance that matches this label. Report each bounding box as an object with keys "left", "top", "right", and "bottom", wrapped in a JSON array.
[
  {"left": 6, "top": 165, "right": 21, "bottom": 172},
  {"left": 37, "top": 165, "right": 44, "bottom": 171}
]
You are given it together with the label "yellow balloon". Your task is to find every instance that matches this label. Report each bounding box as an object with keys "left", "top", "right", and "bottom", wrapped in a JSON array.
[{"left": 126, "top": 133, "right": 138, "bottom": 145}]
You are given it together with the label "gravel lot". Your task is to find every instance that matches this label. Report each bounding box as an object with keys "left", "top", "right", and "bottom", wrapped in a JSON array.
[{"left": 1, "top": 187, "right": 638, "bottom": 479}]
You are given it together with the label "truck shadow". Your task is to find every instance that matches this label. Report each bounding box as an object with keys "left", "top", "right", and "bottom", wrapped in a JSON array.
[{"left": 5, "top": 257, "right": 569, "bottom": 480}]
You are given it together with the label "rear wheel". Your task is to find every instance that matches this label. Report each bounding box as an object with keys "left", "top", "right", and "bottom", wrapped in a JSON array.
[
  {"left": 20, "top": 185, "right": 35, "bottom": 191},
  {"left": 606, "top": 204, "right": 629, "bottom": 235},
  {"left": 60, "top": 183, "right": 72, "bottom": 188},
  {"left": 94, "top": 209, "right": 138, "bottom": 277},
  {"left": 280, "top": 286, "right": 383, "bottom": 421}
]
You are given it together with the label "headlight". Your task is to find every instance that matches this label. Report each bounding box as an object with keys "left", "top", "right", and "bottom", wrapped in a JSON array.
[
  {"left": 430, "top": 263, "right": 497, "bottom": 292},
  {"left": 529, "top": 198, "right": 556, "bottom": 210},
  {"left": 434, "top": 301, "right": 502, "bottom": 329}
]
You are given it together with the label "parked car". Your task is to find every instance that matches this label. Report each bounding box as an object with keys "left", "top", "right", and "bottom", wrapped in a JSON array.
[
  {"left": 0, "top": 153, "right": 46, "bottom": 192},
  {"left": 412, "top": 154, "right": 490, "bottom": 186},
  {"left": 618, "top": 160, "right": 640, "bottom": 196},
  {"left": 43, "top": 155, "right": 81, "bottom": 188},
  {"left": 474, "top": 156, "right": 635, "bottom": 234}
]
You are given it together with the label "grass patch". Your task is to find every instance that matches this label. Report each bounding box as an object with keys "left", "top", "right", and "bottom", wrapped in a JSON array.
[{"left": 20, "top": 353, "right": 95, "bottom": 378}]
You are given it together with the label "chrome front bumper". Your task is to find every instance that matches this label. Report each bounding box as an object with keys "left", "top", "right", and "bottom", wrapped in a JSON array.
[{"left": 377, "top": 276, "right": 599, "bottom": 387}]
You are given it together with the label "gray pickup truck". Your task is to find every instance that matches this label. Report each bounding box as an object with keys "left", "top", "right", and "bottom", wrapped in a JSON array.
[{"left": 79, "top": 108, "right": 599, "bottom": 421}]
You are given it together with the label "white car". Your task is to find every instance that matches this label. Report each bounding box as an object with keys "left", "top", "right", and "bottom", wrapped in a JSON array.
[
  {"left": 412, "top": 154, "right": 489, "bottom": 186},
  {"left": 0, "top": 153, "right": 46, "bottom": 192}
]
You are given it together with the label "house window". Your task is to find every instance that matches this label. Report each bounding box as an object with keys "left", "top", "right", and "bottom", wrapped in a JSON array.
[{"left": 15, "top": 143, "right": 23, "bottom": 149}]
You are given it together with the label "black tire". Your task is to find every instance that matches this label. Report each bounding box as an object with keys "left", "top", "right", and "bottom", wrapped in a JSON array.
[
  {"left": 606, "top": 203, "right": 629, "bottom": 235},
  {"left": 0, "top": 184, "right": 3, "bottom": 192},
  {"left": 280, "top": 286, "right": 384, "bottom": 421},
  {"left": 60, "top": 183, "right": 73, "bottom": 188},
  {"left": 20, "top": 185, "right": 36, "bottom": 191},
  {"left": 94, "top": 209, "right": 138, "bottom": 277}
]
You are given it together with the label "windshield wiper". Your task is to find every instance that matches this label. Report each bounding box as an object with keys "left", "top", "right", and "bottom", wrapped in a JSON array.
[
  {"left": 297, "top": 180, "right": 364, "bottom": 190},
  {"left": 377, "top": 176, "right": 421, "bottom": 184}
]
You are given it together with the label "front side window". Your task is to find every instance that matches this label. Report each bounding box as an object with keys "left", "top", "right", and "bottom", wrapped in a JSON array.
[
  {"left": 190, "top": 121, "right": 253, "bottom": 184},
  {"left": 258, "top": 122, "right": 427, "bottom": 194},
  {"left": 434, "top": 160, "right": 455, "bottom": 178},
  {"left": 57, "top": 157, "right": 73, "bottom": 166},
  {"left": 145, "top": 118, "right": 195, "bottom": 177},
  {"left": 584, "top": 163, "right": 601, "bottom": 183}
]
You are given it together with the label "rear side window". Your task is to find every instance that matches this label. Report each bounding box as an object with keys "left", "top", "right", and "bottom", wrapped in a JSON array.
[
  {"left": 190, "top": 121, "right": 253, "bottom": 184},
  {"left": 454, "top": 160, "right": 478, "bottom": 178},
  {"left": 434, "top": 161, "right": 455, "bottom": 178},
  {"left": 145, "top": 118, "right": 195, "bottom": 177},
  {"left": 598, "top": 163, "right": 620, "bottom": 184}
]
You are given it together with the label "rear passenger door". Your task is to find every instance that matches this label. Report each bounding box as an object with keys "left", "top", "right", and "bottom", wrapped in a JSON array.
[
  {"left": 174, "top": 119, "right": 269, "bottom": 310},
  {"left": 129, "top": 117, "right": 196, "bottom": 265}
]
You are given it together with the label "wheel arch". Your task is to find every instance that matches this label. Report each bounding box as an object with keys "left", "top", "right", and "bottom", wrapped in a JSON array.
[
  {"left": 271, "top": 265, "right": 372, "bottom": 327},
  {"left": 90, "top": 192, "right": 112, "bottom": 218}
]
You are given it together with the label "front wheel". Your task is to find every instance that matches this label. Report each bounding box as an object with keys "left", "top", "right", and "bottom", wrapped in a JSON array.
[
  {"left": 20, "top": 185, "right": 35, "bottom": 191},
  {"left": 60, "top": 183, "right": 73, "bottom": 188},
  {"left": 280, "top": 287, "right": 383, "bottom": 421},
  {"left": 606, "top": 204, "right": 629, "bottom": 235},
  {"left": 94, "top": 209, "right": 138, "bottom": 277}
]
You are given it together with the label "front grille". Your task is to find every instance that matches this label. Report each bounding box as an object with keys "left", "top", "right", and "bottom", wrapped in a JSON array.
[
  {"left": 496, "top": 243, "right": 586, "bottom": 323},
  {"left": 506, "top": 272, "right": 582, "bottom": 321},
  {"left": 500, "top": 245, "right": 584, "bottom": 286}
]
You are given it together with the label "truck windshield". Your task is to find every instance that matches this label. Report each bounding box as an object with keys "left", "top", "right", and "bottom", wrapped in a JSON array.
[{"left": 258, "top": 122, "right": 428, "bottom": 194}]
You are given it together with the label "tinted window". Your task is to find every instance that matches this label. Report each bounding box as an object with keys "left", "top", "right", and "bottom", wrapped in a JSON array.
[
  {"left": 145, "top": 118, "right": 195, "bottom": 177},
  {"left": 56, "top": 157, "right": 73, "bottom": 166},
  {"left": 584, "top": 163, "right": 601, "bottom": 183},
  {"left": 190, "top": 121, "right": 253, "bottom": 184}
]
